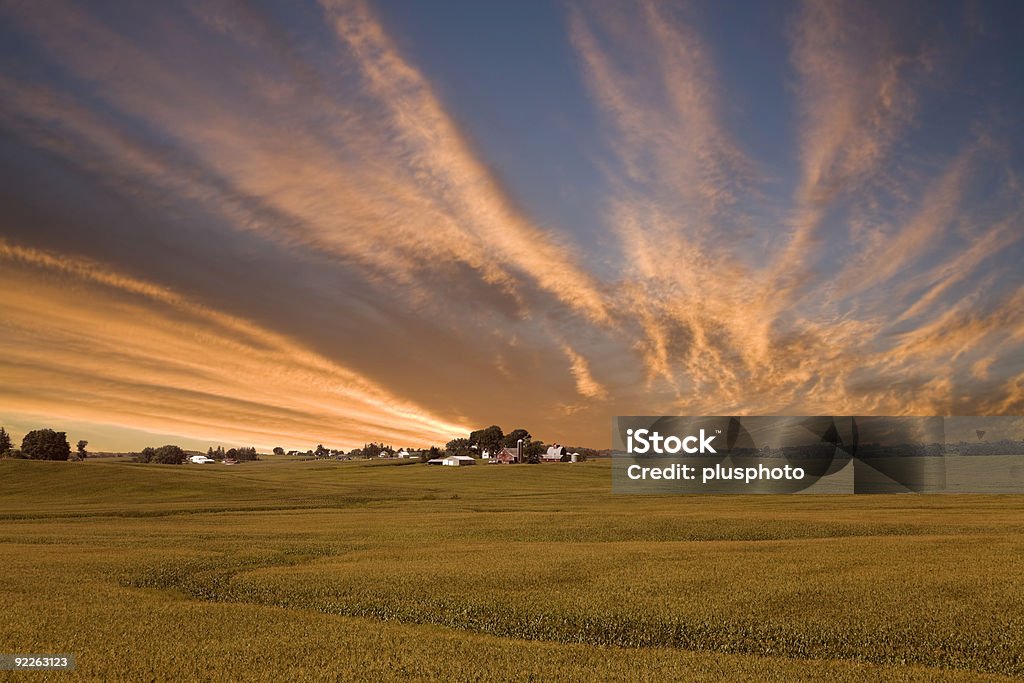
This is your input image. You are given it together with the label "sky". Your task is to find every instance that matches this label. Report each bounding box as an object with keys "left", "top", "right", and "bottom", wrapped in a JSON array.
[{"left": 1, "top": 0, "right": 1022, "bottom": 452}]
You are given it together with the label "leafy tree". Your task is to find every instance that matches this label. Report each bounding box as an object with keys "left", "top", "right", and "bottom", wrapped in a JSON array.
[
  {"left": 21, "top": 429, "right": 71, "bottom": 461},
  {"left": 272, "top": 447, "right": 285, "bottom": 455},
  {"left": 150, "top": 445, "right": 185, "bottom": 464},
  {"left": 523, "top": 440, "right": 546, "bottom": 464},
  {"left": 503, "top": 429, "right": 531, "bottom": 447},
  {"left": 315, "top": 444, "right": 328, "bottom": 458},
  {"left": 362, "top": 442, "right": 382, "bottom": 458},
  {"left": 134, "top": 445, "right": 184, "bottom": 464},
  {"left": 230, "top": 446, "right": 258, "bottom": 461},
  {"left": 0, "top": 427, "right": 12, "bottom": 455},
  {"left": 445, "top": 438, "right": 473, "bottom": 456},
  {"left": 76, "top": 440, "right": 88, "bottom": 459},
  {"left": 469, "top": 425, "right": 504, "bottom": 457}
]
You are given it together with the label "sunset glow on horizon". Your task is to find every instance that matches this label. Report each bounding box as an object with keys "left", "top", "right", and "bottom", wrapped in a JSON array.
[{"left": 1, "top": 0, "right": 1022, "bottom": 451}]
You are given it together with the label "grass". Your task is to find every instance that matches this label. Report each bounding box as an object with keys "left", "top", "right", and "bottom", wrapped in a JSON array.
[{"left": 0, "top": 457, "right": 1022, "bottom": 681}]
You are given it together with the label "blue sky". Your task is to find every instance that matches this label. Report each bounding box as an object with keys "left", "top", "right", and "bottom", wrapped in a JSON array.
[{"left": 0, "top": 0, "right": 1022, "bottom": 451}]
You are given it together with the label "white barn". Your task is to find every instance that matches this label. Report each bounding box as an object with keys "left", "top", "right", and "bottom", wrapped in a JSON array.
[
  {"left": 544, "top": 445, "right": 567, "bottom": 462},
  {"left": 442, "top": 455, "right": 476, "bottom": 466}
]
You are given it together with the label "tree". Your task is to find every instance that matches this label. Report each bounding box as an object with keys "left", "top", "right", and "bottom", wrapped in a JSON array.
[
  {"left": 420, "top": 446, "right": 441, "bottom": 462},
  {"left": 272, "top": 447, "right": 285, "bottom": 455},
  {"left": 0, "top": 427, "right": 12, "bottom": 455},
  {"left": 231, "top": 447, "right": 258, "bottom": 461},
  {"left": 76, "top": 440, "right": 88, "bottom": 459},
  {"left": 150, "top": 445, "right": 185, "bottom": 464},
  {"left": 523, "top": 440, "right": 546, "bottom": 464},
  {"left": 503, "top": 429, "right": 531, "bottom": 447},
  {"left": 134, "top": 445, "right": 184, "bottom": 464},
  {"left": 445, "top": 438, "right": 473, "bottom": 456},
  {"left": 21, "top": 429, "right": 71, "bottom": 461},
  {"left": 469, "top": 425, "right": 504, "bottom": 457},
  {"left": 315, "top": 444, "right": 328, "bottom": 458}
]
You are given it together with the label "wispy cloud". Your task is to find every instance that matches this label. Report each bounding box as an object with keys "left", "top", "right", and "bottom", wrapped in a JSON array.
[
  {"left": 562, "top": 344, "right": 608, "bottom": 400},
  {"left": 570, "top": 0, "right": 766, "bottom": 400},
  {"left": 0, "top": 238, "right": 468, "bottom": 448}
]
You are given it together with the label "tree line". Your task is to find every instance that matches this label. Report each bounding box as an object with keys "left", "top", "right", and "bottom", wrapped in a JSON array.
[
  {"left": 0, "top": 426, "right": 86, "bottom": 461},
  {"left": 1, "top": 422, "right": 599, "bottom": 467},
  {"left": 444, "top": 425, "right": 594, "bottom": 463},
  {"left": 276, "top": 425, "right": 599, "bottom": 464},
  {"left": 207, "top": 446, "right": 259, "bottom": 461},
  {"left": 276, "top": 426, "right": 559, "bottom": 464},
  {"left": 444, "top": 425, "right": 541, "bottom": 462},
  {"left": 0, "top": 424, "right": 261, "bottom": 466}
]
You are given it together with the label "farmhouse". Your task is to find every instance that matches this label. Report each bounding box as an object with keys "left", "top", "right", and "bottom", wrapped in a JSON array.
[{"left": 189, "top": 455, "right": 215, "bottom": 464}]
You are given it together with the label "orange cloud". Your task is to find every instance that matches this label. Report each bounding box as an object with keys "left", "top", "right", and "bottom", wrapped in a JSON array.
[
  {"left": 0, "top": 238, "right": 468, "bottom": 449},
  {"left": 562, "top": 344, "right": 608, "bottom": 400}
]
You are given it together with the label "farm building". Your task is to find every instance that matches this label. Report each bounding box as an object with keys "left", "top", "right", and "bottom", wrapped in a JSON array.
[
  {"left": 492, "top": 446, "right": 519, "bottom": 464},
  {"left": 426, "top": 455, "right": 475, "bottom": 466},
  {"left": 543, "top": 445, "right": 580, "bottom": 462},
  {"left": 544, "top": 445, "right": 567, "bottom": 462}
]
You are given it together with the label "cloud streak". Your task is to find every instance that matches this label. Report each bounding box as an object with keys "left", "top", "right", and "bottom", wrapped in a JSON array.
[{"left": 0, "top": 238, "right": 468, "bottom": 448}]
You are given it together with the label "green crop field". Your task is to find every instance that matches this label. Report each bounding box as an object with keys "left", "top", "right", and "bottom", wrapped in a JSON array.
[{"left": 1, "top": 457, "right": 1022, "bottom": 681}]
